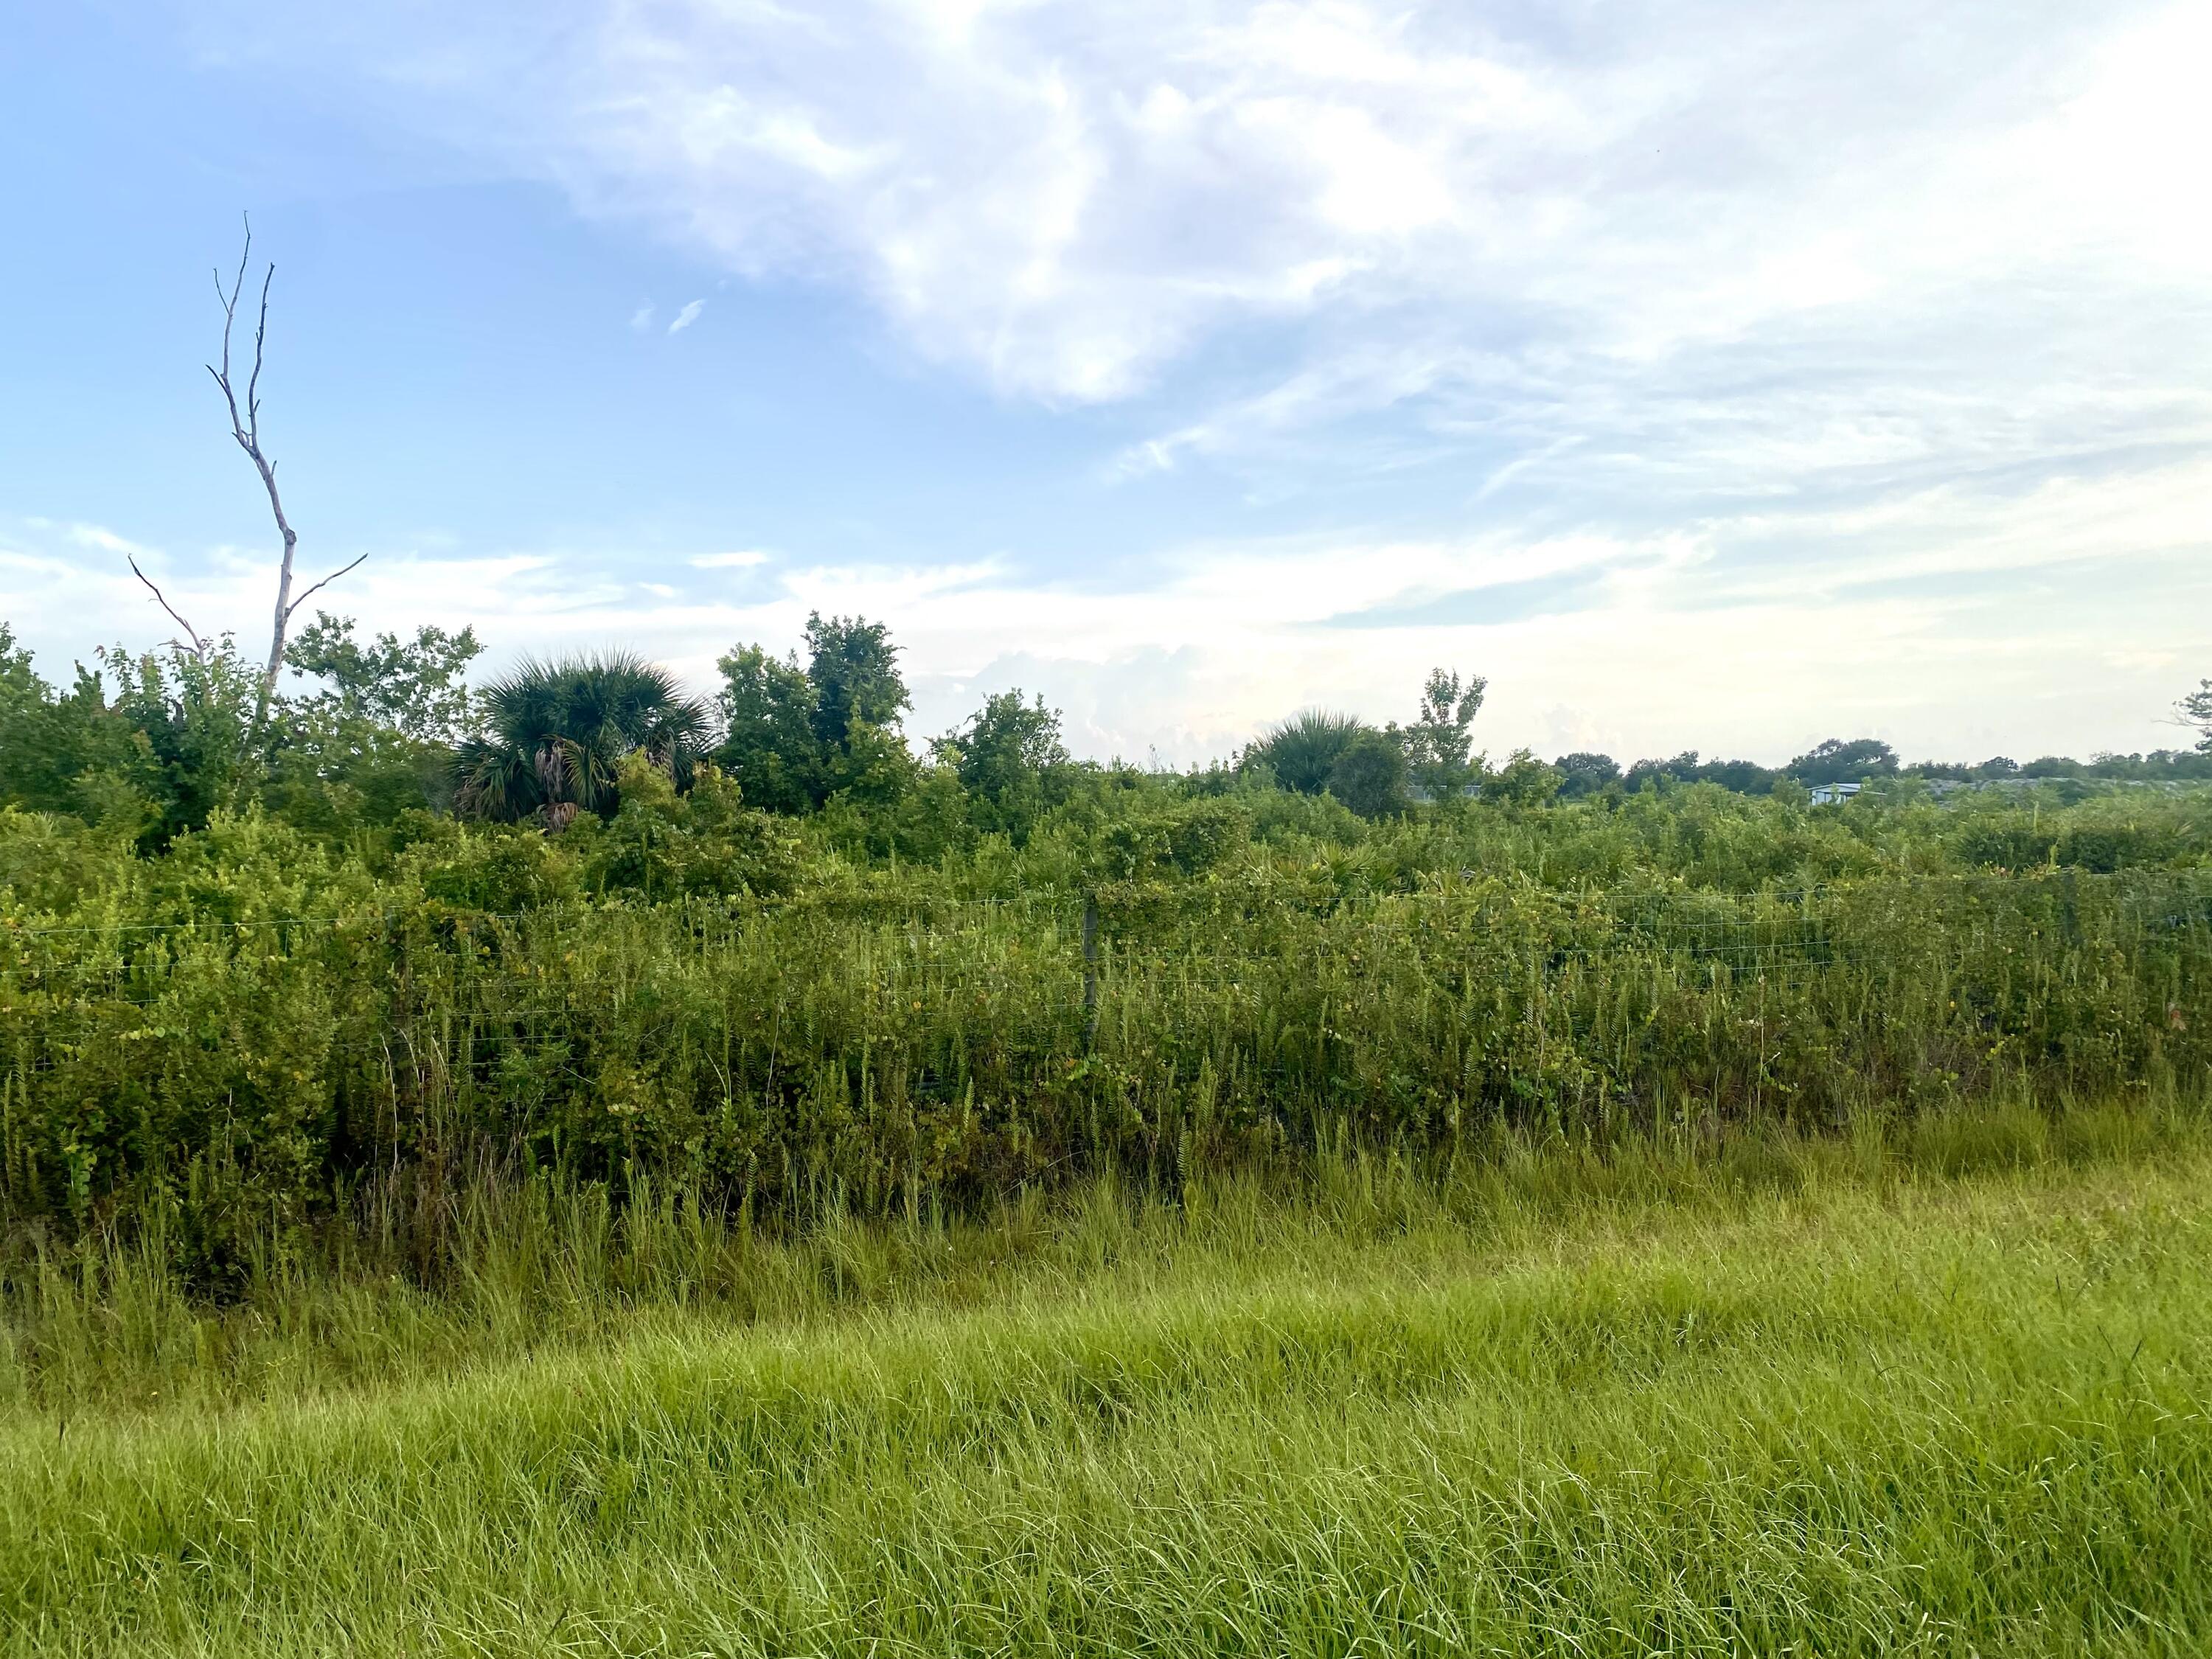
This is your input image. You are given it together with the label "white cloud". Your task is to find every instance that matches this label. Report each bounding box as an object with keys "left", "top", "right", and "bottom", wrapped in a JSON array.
[
  {"left": 628, "top": 302, "right": 655, "bottom": 331},
  {"left": 206, "top": 0, "right": 2204, "bottom": 408},
  {"left": 64, "top": 521, "right": 158, "bottom": 558},
  {"left": 177, "top": 1, "right": 2212, "bottom": 557},
  {"left": 689, "top": 549, "right": 772, "bottom": 568},
  {"left": 667, "top": 299, "right": 706, "bottom": 333}
]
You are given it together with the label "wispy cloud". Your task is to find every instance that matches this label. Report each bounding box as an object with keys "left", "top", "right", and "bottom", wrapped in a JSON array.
[
  {"left": 628, "top": 302, "right": 655, "bottom": 331},
  {"left": 205, "top": 1, "right": 2211, "bottom": 403},
  {"left": 689, "top": 549, "right": 771, "bottom": 569},
  {"left": 63, "top": 521, "right": 158, "bottom": 558},
  {"left": 187, "top": 2, "right": 2212, "bottom": 524},
  {"left": 667, "top": 299, "right": 705, "bottom": 335}
]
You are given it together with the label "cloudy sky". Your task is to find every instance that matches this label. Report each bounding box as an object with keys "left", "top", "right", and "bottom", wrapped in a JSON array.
[{"left": 4, "top": 1, "right": 2208, "bottom": 766}]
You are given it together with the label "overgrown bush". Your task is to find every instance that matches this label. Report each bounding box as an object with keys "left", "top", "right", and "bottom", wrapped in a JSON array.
[
  {"left": 3, "top": 780, "right": 2207, "bottom": 1284},
  {"left": 5, "top": 616, "right": 2211, "bottom": 1286}
]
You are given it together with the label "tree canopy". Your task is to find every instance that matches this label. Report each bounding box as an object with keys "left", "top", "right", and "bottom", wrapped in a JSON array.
[
  {"left": 5, "top": 611, "right": 2205, "bottom": 879},
  {"left": 933, "top": 689, "right": 1071, "bottom": 843},
  {"left": 715, "top": 612, "right": 914, "bottom": 813},
  {"left": 284, "top": 612, "right": 480, "bottom": 747},
  {"left": 2183, "top": 681, "right": 2212, "bottom": 754},
  {"left": 1554, "top": 752, "right": 1622, "bottom": 800},
  {"left": 1787, "top": 737, "right": 1900, "bottom": 786},
  {"left": 1403, "top": 668, "right": 1486, "bottom": 799}
]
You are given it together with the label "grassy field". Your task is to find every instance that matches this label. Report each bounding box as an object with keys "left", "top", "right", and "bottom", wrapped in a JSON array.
[{"left": 5, "top": 1092, "right": 2211, "bottom": 1656}]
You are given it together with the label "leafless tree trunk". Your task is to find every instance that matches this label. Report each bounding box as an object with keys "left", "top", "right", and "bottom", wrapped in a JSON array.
[{"left": 206, "top": 215, "right": 364, "bottom": 728}]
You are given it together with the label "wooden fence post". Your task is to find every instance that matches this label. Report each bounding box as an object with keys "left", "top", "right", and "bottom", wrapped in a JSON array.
[{"left": 1082, "top": 893, "right": 1100, "bottom": 1044}]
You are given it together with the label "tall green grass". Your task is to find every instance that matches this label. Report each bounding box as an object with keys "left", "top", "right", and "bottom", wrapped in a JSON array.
[
  {"left": 0, "top": 1080, "right": 2171, "bottom": 1416},
  {"left": 3, "top": 1091, "right": 2208, "bottom": 1655}
]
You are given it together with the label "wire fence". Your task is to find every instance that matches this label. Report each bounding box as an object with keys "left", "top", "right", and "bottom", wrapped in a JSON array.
[{"left": 4, "top": 874, "right": 2204, "bottom": 1014}]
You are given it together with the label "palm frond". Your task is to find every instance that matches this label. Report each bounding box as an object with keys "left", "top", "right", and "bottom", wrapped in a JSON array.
[
  {"left": 1247, "top": 709, "right": 1370, "bottom": 796},
  {"left": 453, "top": 651, "right": 714, "bottom": 822}
]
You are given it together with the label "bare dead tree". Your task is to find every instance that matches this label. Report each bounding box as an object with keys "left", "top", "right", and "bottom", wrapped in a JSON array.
[{"left": 207, "top": 214, "right": 365, "bottom": 726}]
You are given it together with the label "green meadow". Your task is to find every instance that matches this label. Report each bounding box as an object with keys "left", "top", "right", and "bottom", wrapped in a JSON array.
[{"left": 6, "top": 1091, "right": 2212, "bottom": 1656}]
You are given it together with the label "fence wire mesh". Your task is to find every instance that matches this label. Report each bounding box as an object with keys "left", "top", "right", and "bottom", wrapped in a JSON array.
[{"left": 4, "top": 869, "right": 2208, "bottom": 1220}]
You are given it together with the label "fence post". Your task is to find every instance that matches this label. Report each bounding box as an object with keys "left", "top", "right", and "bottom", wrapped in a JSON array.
[{"left": 1082, "top": 892, "right": 1100, "bottom": 1044}]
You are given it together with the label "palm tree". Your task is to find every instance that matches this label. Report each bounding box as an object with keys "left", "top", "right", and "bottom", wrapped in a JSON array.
[
  {"left": 453, "top": 653, "right": 711, "bottom": 827},
  {"left": 1243, "top": 709, "right": 1368, "bottom": 796}
]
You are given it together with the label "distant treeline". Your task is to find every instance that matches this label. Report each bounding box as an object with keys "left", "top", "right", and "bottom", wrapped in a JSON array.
[
  {"left": 3, "top": 615, "right": 2209, "bottom": 849},
  {"left": 1554, "top": 740, "right": 2212, "bottom": 801}
]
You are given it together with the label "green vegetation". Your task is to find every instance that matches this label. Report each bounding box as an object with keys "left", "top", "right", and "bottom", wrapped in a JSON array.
[
  {"left": 4, "top": 777, "right": 2207, "bottom": 1278},
  {"left": 4, "top": 611, "right": 2210, "bottom": 1651},
  {"left": 5, "top": 1092, "right": 2212, "bottom": 1654},
  {"left": 0, "top": 614, "right": 2208, "bottom": 1277}
]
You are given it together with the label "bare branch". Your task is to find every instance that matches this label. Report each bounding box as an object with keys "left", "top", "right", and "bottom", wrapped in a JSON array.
[
  {"left": 209, "top": 216, "right": 251, "bottom": 444},
  {"left": 247, "top": 263, "right": 273, "bottom": 442},
  {"left": 284, "top": 553, "right": 368, "bottom": 624},
  {"left": 128, "top": 557, "right": 210, "bottom": 661}
]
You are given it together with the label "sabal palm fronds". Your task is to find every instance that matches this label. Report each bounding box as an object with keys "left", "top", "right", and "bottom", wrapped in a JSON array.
[
  {"left": 1244, "top": 709, "right": 1369, "bottom": 796},
  {"left": 453, "top": 652, "right": 711, "bottom": 825}
]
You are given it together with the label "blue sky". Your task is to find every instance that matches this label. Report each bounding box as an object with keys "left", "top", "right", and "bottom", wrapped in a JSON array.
[{"left": 4, "top": 0, "right": 2209, "bottom": 766}]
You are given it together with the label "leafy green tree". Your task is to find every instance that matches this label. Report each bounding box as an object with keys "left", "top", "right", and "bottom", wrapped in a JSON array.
[
  {"left": 2, "top": 626, "right": 295, "bottom": 846},
  {"left": 806, "top": 611, "right": 905, "bottom": 740},
  {"left": 804, "top": 614, "right": 905, "bottom": 737},
  {"left": 806, "top": 614, "right": 915, "bottom": 807},
  {"left": 0, "top": 625, "right": 52, "bottom": 796},
  {"left": 1624, "top": 751, "right": 1701, "bottom": 793},
  {"left": 453, "top": 653, "right": 709, "bottom": 828},
  {"left": 1483, "top": 748, "right": 1563, "bottom": 806},
  {"left": 267, "top": 614, "right": 484, "bottom": 830},
  {"left": 821, "top": 717, "right": 920, "bottom": 811},
  {"left": 1624, "top": 751, "right": 1779, "bottom": 795},
  {"left": 714, "top": 644, "right": 821, "bottom": 814},
  {"left": 1404, "top": 668, "right": 1486, "bottom": 799},
  {"left": 933, "top": 689, "right": 1070, "bottom": 842},
  {"left": 2182, "top": 681, "right": 2212, "bottom": 753},
  {"left": 0, "top": 625, "right": 133, "bottom": 818},
  {"left": 284, "top": 613, "right": 479, "bottom": 745},
  {"left": 1698, "top": 757, "right": 1780, "bottom": 794},
  {"left": 1244, "top": 709, "right": 1366, "bottom": 795},
  {"left": 1554, "top": 752, "right": 1621, "bottom": 800},
  {"left": 1787, "top": 737, "right": 1899, "bottom": 786},
  {"left": 103, "top": 639, "right": 268, "bottom": 847},
  {"left": 1326, "top": 728, "right": 1409, "bottom": 818},
  {"left": 715, "top": 614, "right": 914, "bottom": 811}
]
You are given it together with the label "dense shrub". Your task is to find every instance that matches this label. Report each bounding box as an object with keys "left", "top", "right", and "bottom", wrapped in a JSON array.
[{"left": 3, "top": 777, "right": 2208, "bottom": 1282}]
